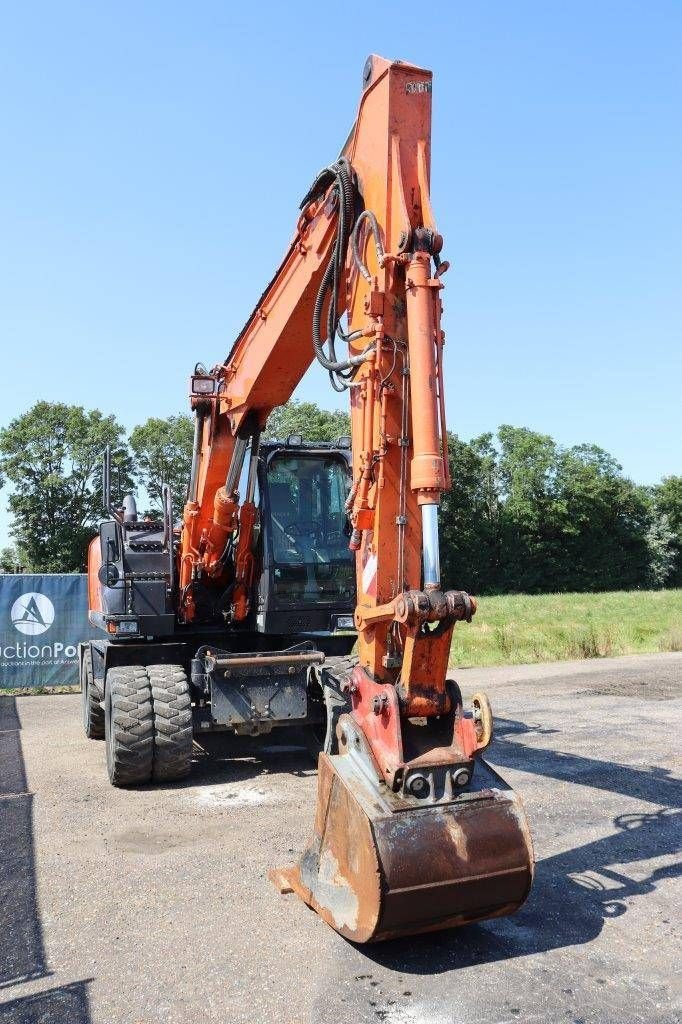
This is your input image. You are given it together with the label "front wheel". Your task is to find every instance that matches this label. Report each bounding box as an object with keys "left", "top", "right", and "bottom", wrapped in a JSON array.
[
  {"left": 104, "top": 665, "right": 154, "bottom": 786},
  {"left": 148, "top": 664, "right": 193, "bottom": 782}
]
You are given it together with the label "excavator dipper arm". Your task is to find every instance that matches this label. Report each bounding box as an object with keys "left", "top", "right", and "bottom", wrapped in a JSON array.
[{"left": 180, "top": 55, "right": 533, "bottom": 941}]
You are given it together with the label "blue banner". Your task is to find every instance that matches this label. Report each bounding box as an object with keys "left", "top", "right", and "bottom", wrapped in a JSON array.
[{"left": 0, "top": 575, "right": 99, "bottom": 688}]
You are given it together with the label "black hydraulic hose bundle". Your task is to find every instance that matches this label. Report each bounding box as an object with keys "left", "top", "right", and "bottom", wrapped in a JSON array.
[{"left": 301, "top": 159, "right": 375, "bottom": 390}]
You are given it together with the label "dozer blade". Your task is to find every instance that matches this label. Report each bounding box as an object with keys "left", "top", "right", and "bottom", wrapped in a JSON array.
[{"left": 272, "top": 749, "right": 534, "bottom": 943}]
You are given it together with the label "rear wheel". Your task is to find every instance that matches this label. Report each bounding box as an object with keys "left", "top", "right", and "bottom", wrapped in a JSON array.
[
  {"left": 104, "top": 665, "right": 154, "bottom": 786},
  {"left": 148, "top": 664, "right": 193, "bottom": 782},
  {"left": 305, "top": 655, "right": 355, "bottom": 761},
  {"left": 81, "top": 652, "right": 104, "bottom": 740}
]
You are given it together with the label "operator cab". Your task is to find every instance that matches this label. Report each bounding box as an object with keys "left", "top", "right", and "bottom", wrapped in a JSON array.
[
  {"left": 88, "top": 436, "right": 356, "bottom": 655},
  {"left": 254, "top": 437, "right": 356, "bottom": 647}
]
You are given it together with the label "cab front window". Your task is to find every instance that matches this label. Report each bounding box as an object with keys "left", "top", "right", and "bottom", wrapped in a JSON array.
[{"left": 266, "top": 455, "right": 354, "bottom": 604}]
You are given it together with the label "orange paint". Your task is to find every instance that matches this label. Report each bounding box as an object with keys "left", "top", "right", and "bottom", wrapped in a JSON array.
[{"left": 176, "top": 54, "right": 476, "bottom": 737}]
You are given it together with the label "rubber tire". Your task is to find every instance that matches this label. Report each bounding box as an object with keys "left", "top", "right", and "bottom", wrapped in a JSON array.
[
  {"left": 81, "top": 655, "right": 104, "bottom": 740},
  {"left": 104, "top": 665, "right": 154, "bottom": 787},
  {"left": 148, "top": 664, "right": 193, "bottom": 782},
  {"left": 305, "top": 655, "right": 355, "bottom": 761}
]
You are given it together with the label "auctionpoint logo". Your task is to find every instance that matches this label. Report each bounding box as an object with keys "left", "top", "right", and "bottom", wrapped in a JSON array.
[
  {"left": 2, "top": 589, "right": 76, "bottom": 665},
  {"left": 11, "top": 592, "right": 55, "bottom": 636}
]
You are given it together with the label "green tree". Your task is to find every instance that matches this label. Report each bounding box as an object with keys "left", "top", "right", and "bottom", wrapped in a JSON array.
[
  {"left": 0, "top": 544, "right": 26, "bottom": 573},
  {"left": 439, "top": 427, "right": 662, "bottom": 595},
  {"left": 653, "top": 475, "right": 682, "bottom": 586},
  {"left": 129, "top": 414, "right": 194, "bottom": 518},
  {"left": 0, "top": 402, "right": 131, "bottom": 572},
  {"left": 439, "top": 432, "right": 502, "bottom": 593},
  {"left": 553, "top": 445, "right": 652, "bottom": 591},
  {"left": 264, "top": 400, "right": 350, "bottom": 442},
  {"left": 495, "top": 425, "right": 566, "bottom": 592},
  {"left": 644, "top": 508, "right": 677, "bottom": 588}
]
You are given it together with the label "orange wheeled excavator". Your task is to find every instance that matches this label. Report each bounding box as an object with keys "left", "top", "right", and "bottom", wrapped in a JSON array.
[{"left": 83, "top": 55, "right": 533, "bottom": 942}]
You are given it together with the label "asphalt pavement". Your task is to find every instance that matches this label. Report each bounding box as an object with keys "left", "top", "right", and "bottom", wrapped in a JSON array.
[{"left": 0, "top": 652, "right": 680, "bottom": 1024}]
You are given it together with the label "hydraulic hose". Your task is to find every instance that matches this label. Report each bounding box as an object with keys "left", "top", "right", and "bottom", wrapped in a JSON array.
[
  {"left": 305, "top": 159, "right": 374, "bottom": 379},
  {"left": 351, "top": 210, "right": 385, "bottom": 283}
]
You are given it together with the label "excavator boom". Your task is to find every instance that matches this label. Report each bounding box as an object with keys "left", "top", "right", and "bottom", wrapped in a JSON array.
[{"left": 179, "top": 54, "right": 533, "bottom": 942}]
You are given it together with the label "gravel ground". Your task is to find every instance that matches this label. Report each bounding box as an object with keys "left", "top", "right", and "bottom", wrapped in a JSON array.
[{"left": 0, "top": 652, "right": 680, "bottom": 1024}]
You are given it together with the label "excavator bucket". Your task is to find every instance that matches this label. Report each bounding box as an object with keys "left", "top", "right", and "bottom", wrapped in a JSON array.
[{"left": 272, "top": 725, "right": 534, "bottom": 943}]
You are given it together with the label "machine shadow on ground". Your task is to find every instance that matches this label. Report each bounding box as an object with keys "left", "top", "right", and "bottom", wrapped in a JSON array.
[
  {"left": 147, "top": 727, "right": 318, "bottom": 792},
  {"left": 361, "top": 717, "right": 681, "bottom": 975},
  {"left": 0, "top": 697, "right": 93, "bottom": 1023},
  {"left": 0, "top": 982, "right": 92, "bottom": 1024}
]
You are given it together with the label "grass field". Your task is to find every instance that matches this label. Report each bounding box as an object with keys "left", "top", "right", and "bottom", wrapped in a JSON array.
[{"left": 449, "top": 589, "right": 682, "bottom": 668}]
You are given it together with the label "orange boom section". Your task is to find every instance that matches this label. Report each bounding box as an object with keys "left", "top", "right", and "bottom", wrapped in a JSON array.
[{"left": 178, "top": 54, "right": 533, "bottom": 941}]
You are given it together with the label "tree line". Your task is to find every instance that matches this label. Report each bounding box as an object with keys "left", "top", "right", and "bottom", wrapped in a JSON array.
[
  {"left": 0, "top": 400, "right": 679, "bottom": 593},
  {"left": 0, "top": 402, "right": 194, "bottom": 573}
]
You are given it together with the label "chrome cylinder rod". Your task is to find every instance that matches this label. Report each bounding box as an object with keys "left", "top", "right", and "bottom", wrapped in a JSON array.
[
  {"left": 245, "top": 432, "right": 261, "bottom": 503},
  {"left": 421, "top": 502, "right": 441, "bottom": 588},
  {"left": 225, "top": 436, "right": 250, "bottom": 495}
]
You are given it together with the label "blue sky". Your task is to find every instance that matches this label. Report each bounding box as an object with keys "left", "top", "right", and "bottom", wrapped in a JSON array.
[{"left": 0, "top": 2, "right": 680, "bottom": 545}]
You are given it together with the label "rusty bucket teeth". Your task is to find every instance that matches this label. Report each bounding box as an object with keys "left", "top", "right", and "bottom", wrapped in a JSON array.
[{"left": 271, "top": 751, "right": 534, "bottom": 944}]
